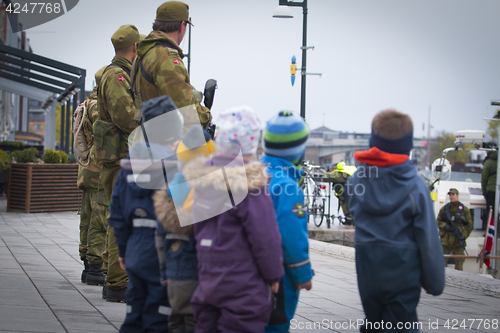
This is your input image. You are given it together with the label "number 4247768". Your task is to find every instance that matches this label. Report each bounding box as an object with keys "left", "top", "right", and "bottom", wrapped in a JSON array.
[
  {"left": 443, "top": 319, "right": 498, "bottom": 330},
  {"left": 6, "top": 2, "right": 62, "bottom": 14}
]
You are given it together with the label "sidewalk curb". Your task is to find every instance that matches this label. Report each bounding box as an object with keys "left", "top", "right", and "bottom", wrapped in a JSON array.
[{"left": 309, "top": 239, "right": 500, "bottom": 298}]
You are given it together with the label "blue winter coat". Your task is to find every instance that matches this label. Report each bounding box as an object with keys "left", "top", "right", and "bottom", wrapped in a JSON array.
[
  {"left": 109, "top": 142, "right": 177, "bottom": 271},
  {"left": 345, "top": 160, "right": 445, "bottom": 297},
  {"left": 261, "top": 155, "right": 314, "bottom": 332},
  {"left": 154, "top": 172, "right": 198, "bottom": 281}
]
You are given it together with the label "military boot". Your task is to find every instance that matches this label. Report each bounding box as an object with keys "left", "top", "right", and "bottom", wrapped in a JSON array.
[
  {"left": 106, "top": 287, "right": 127, "bottom": 303},
  {"left": 102, "top": 284, "right": 107, "bottom": 299},
  {"left": 86, "top": 264, "right": 105, "bottom": 286},
  {"left": 81, "top": 258, "right": 89, "bottom": 283}
]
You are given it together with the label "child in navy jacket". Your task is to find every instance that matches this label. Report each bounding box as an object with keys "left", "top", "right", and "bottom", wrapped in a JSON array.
[
  {"left": 345, "top": 109, "right": 445, "bottom": 333},
  {"left": 109, "top": 96, "right": 183, "bottom": 333}
]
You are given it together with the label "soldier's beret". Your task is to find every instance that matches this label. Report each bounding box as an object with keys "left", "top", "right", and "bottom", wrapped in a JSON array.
[
  {"left": 156, "top": 1, "right": 193, "bottom": 26},
  {"left": 111, "top": 24, "right": 140, "bottom": 50}
]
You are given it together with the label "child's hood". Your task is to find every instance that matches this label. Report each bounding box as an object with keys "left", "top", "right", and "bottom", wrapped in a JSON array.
[
  {"left": 183, "top": 155, "right": 269, "bottom": 193},
  {"left": 350, "top": 161, "right": 418, "bottom": 216},
  {"left": 119, "top": 142, "right": 177, "bottom": 195},
  {"left": 182, "top": 155, "right": 269, "bottom": 211}
]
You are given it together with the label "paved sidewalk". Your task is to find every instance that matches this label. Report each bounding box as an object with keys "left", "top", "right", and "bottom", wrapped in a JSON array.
[{"left": 1, "top": 199, "right": 499, "bottom": 333}]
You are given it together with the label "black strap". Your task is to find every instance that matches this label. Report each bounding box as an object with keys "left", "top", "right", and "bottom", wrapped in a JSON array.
[
  {"left": 444, "top": 202, "right": 465, "bottom": 223},
  {"left": 139, "top": 58, "right": 155, "bottom": 86},
  {"left": 103, "top": 62, "right": 131, "bottom": 77},
  {"left": 138, "top": 41, "right": 179, "bottom": 87}
]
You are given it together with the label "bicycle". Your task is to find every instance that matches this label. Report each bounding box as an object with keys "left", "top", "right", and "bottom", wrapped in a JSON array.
[
  {"left": 331, "top": 215, "right": 354, "bottom": 226},
  {"left": 302, "top": 162, "right": 327, "bottom": 227}
]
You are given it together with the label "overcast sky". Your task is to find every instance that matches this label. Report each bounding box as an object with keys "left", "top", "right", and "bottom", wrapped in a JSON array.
[{"left": 24, "top": 0, "right": 500, "bottom": 138}]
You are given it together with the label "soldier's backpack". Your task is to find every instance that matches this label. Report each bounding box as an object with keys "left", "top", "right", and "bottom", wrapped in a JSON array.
[{"left": 73, "top": 99, "right": 97, "bottom": 167}]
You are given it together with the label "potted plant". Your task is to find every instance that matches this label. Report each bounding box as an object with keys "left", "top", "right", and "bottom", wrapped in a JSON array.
[
  {"left": 0, "top": 149, "right": 12, "bottom": 196},
  {"left": 8, "top": 148, "right": 81, "bottom": 213}
]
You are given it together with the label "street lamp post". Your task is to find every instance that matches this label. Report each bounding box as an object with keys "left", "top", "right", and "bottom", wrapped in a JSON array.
[{"left": 274, "top": 0, "right": 309, "bottom": 120}]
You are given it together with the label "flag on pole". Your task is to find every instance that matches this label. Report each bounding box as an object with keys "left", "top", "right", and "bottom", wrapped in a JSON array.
[{"left": 480, "top": 210, "right": 495, "bottom": 269}]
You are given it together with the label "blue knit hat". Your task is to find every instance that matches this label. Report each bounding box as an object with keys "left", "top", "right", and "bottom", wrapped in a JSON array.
[{"left": 263, "top": 111, "right": 309, "bottom": 164}]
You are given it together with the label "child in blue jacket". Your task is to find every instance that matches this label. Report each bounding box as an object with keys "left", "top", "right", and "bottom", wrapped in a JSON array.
[
  {"left": 108, "top": 95, "right": 183, "bottom": 333},
  {"left": 153, "top": 126, "right": 216, "bottom": 333},
  {"left": 345, "top": 109, "right": 445, "bottom": 333},
  {"left": 261, "top": 111, "right": 314, "bottom": 333}
]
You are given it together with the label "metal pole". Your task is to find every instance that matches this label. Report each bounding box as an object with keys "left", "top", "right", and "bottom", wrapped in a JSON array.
[
  {"left": 71, "top": 95, "right": 78, "bottom": 154},
  {"left": 60, "top": 103, "right": 65, "bottom": 151},
  {"left": 65, "top": 99, "right": 71, "bottom": 154},
  {"left": 493, "top": 122, "right": 500, "bottom": 272},
  {"left": 300, "top": 0, "right": 307, "bottom": 120},
  {"left": 187, "top": 17, "right": 192, "bottom": 76}
]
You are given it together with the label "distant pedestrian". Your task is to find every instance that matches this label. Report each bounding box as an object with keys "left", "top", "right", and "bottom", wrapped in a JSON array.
[
  {"left": 346, "top": 109, "right": 445, "bottom": 332},
  {"left": 437, "top": 188, "right": 473, "bottom": 271}
]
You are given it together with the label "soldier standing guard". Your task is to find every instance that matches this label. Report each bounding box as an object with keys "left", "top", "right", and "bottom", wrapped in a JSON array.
[
  {"left": 132, "top": 1, "right": 212, "bottom": 130},
  {"left": 77, "top": 66, "right": 109, "bottom": 286},
  {"left": 96, "top": 24, "right": 141, "bottom": 302},
  {"left": 436, "top": 188, "right": 473, "bottom": 271}
]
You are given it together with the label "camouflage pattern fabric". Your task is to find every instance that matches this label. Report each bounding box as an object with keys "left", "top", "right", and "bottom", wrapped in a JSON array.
[
  {"left": 79, "top": 190, "right": 92, "bottom": 261},
  {"left": 436, "top": 201, "right": 473, "bottom": 248},
  {"left": 86, "top": 191, "right": 109, "bottom": 266},
  {"left": 97, "top": 55, "right": 135, "bottom": 290},
  {"left": 96, "top": 55, "right": 138, "bottom": 166},
  {"left": 442, "top": 245, "right": 466, "bottom": 271},
  {"left": 101, "top": 165, "right": 127, "bottom": 289},
  {"left": 76, "top": 90, "right": 102, "bottom": 191},
  {"left": 134, "top": 31, "right": 211, "bottom": 127},
  {"left": 105, "top": 225, "right": 128, "bottom": 290}
]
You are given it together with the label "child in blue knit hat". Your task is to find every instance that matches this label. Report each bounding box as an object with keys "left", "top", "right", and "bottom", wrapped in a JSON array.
[{"left": 261, "top": 110, "right": 314, "bottom": 333}]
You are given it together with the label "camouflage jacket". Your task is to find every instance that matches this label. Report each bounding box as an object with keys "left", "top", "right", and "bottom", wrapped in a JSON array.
[
  {"left": 96, "top": 56, "right": 138, "bottom": 163},
  {"left": 77, "top": 89, "right": 102, "bottom": 191},
  {"left": 134, "top": 31, "right": 211, "bottom": 128},
  {"left": 437, "top": 201, "right": 473, "bottom": 247}
]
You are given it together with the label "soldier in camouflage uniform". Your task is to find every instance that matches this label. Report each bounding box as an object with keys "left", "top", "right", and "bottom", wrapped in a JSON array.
[
  {"left": 96, "top": 24, "right": 141, "bottom": 302},
  {"left": 436, "top": 188, "right": 473, "bottom": 271},
  {"left": 77, "top": 68, "right": 109, "bottom": 286},
  {"left": 133, "top": 1, "right": 211, "bottom": 129}
]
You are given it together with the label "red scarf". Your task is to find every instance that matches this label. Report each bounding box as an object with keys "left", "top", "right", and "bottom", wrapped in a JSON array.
[{"left": 355, "top": 147, "right": 409, "bottom": 167}]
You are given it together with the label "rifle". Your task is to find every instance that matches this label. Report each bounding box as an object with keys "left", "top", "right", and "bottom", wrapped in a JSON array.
[
  {"left": 203, "top": 79, "right": 217, "bottom": 140},
  {"left": 448, "top": 216, "right": 469, "bottom": 255}
]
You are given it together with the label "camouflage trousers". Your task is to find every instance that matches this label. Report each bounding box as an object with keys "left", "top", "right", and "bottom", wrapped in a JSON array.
[
  {"left": 86, "top": 190, "right": 109, "bottom": 266},
  {"left": 102, "top": 164, "right": 128, "bottom": 290},
  {"left": 443, "top": 246, "right": 465, "bottom": 271},
  {"left": 79, "top": 190, "right": 108, "bottom": 267}
]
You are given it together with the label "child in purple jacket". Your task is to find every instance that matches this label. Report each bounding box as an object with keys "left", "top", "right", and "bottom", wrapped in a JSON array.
[{"left": 185, "top": 106, "right": 284, "bottom": 333}]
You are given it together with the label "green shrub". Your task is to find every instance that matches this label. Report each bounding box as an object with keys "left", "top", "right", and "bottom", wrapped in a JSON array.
[
  {"left": 0, "top": 149, "right": 12, "bottom": 171},
  {"left": 58, "top": 150, "right": 68, "bottom": 163},
  {"left": 42, "top": 149, "right": 70, "bottom": 164},
  {"left": 0, "top": 141, "right": 26, "bottom": 149},
  {"left": 42, "top": 148, "right": 61, "bottom": 163},
  {"left": 10, "top": 147, "right": 39, "bottom": 163}
]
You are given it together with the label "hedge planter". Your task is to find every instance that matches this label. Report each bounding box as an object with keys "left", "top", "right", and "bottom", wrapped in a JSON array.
[{"left": 7, "top": 163, "right": 81, "bottom": 213}]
